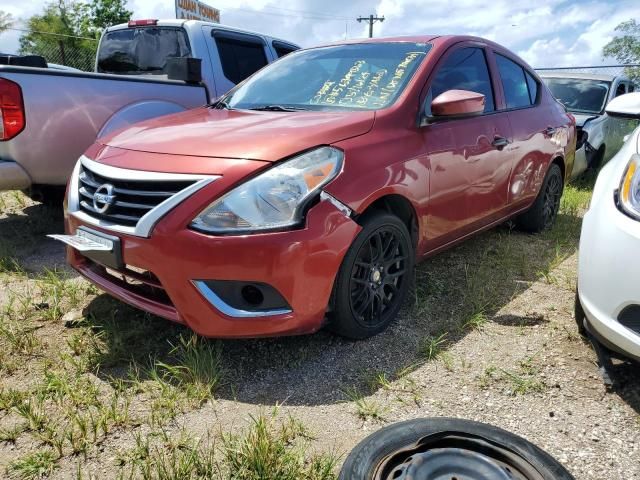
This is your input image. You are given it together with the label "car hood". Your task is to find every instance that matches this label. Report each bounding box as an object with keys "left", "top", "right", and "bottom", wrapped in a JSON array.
[
  {"left": 572, "top": 113, "right": 600, "bottom": 128},
  {"left": 98, "top": 107, "right": 376, "bottom": 162}
]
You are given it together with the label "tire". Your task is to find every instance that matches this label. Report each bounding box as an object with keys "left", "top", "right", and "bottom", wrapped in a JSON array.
[
  {"left": 23, "top": 185, "right": 66, "bottom": 207},
  {"left": 339, "top": 417, "right": 575, "bottom": 480},
  {"left": 516, "top": 163, "right": 563, "bottom": 233},
  {"left": 587, "top": 145, "right": 605, "bottom": 170},
  {"left": 329, "top": 211, "right": 414, "bottom": 340}
]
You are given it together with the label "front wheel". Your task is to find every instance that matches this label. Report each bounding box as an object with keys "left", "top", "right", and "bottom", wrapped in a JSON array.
[
  {"left": 516, "top": 163, "right": 563, "bottom": 233},
  {"left": 329, "top": 212, "right": 414, "bottom": 340}
]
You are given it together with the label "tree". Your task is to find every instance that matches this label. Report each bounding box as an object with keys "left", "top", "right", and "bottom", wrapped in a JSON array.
[
  {"left": 17, "top": 0, "right": 131, "bottom": 70},
  {"left": 0, "top": 10, "right": 12, "bottom": 34},
  {"left": 89, "top": 0, "right": 132, "bottom": 32},
  {"left": 603, "top": 19, "right": 640, "bottom": 82},
  {"left": 19, "top": 1, "right": 96, "bottom": 70}
]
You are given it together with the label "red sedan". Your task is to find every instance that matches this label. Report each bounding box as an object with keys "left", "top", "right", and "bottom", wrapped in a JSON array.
[{"left": 54, "top": 35, "right": 576, "bottom": 339}]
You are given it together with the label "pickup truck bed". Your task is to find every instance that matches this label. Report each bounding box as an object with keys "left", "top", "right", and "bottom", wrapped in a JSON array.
[{"left": 0, "top": 66, "right": 208, "bottom": 191}]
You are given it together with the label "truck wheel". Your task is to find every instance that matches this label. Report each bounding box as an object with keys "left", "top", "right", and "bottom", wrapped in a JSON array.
[
  {"left": 24, "top": 185, "right": 65, "bottom": 207},
  {"left": 339, "top": 417, "right": 575, "bottom": 480},
  {"left": 516, "top": 163, "right": 563, "bottom": 233},
  {"left": 329, "top": 212, "right": 414, "bottom": 340}
]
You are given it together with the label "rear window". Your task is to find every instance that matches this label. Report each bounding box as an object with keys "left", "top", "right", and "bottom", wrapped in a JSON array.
[
  {"left": 97, "top": 27, "right": 191, "bottom": 75},
  {"left": 495, "top": 54, "right": 531, "bottom": 109}
]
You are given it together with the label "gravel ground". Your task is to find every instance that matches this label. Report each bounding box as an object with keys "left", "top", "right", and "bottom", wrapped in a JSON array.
[{"left": 1, "top": 192, "right": 639, "bottom": 479}]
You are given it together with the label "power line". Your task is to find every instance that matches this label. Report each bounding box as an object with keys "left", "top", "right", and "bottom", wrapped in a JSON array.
[
  {"left": 3, "top": 27, "right": 97, "bottom": 41},
  {"left": 357, "top": 14, "right": 385, "bottom": 38}
]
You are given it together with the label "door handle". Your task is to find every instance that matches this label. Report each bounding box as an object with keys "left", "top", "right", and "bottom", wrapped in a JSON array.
[
  {"left": 544, "top": 126, "right": 557, "bottom": 136},
  {"left": 492, "top": 136, "right": 509, "bottom": 149}
]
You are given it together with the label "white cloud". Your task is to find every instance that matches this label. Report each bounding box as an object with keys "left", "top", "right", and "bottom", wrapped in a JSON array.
[{"left": 0, "top": 0, "right": 638, "bottom": 67}]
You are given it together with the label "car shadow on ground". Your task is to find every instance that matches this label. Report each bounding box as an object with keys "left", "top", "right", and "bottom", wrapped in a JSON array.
[
  {"left": 605, "top": 360, "right": 640, "bottom": 415},
  {"left": 0, "top": 201, "right": 67, "bottom": 273},
  {"left": 80, "top": 210, "right": 589, "bottom": 407}
]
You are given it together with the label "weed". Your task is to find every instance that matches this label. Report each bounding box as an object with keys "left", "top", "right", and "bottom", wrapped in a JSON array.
[
  {"left": 7, "top": 449, "right": 57, "bottom": 479},
  {"left": 342, "top": 387, "right": 386, "bottom": 421},
  {"left": 419, "top": 332, "right": 448, "bottom": 361}
]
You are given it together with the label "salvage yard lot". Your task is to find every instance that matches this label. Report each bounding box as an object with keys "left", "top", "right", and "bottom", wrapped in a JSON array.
[{"left": 0, "top": 178, "right": 639, "bottom": 479}]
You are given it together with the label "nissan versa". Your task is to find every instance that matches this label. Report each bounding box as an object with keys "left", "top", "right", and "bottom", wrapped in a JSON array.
[{"left": 52, "top": 35, "right": 576, "bottom": 339}]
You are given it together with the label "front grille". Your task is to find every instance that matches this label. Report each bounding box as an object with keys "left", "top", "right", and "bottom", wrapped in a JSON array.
[{"left": 78, "top": 164, "right": 196, "bottom": 227}]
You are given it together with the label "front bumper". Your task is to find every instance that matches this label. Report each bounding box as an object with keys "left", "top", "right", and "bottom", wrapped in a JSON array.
[
  {"left": 578, "top": 184, "right": 640, "bottom": 362},
  {"left": 66, "top": 199, "right": 360, "bottom": 338}
]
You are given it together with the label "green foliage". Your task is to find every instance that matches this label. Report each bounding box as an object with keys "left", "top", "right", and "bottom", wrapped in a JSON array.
[
  {"left": 17, "top": 0, "right": 131, "bottom": 71},
  {"left": 89, "top": 0, "right": 132, "bottom": 31},
  {"left": 603, "top": 19, "right": 640, "bottom": 81},
  {"left": 0, "top": 10, "right": 12, "bottom": 33}
]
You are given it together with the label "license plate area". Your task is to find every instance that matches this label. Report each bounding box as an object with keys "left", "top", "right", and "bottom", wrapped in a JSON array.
[{"left": 48, "top": 227, "right": 123, "bottom": 270}]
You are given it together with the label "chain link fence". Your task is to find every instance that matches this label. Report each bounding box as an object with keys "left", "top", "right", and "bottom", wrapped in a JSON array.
[
  {"left": 536, "top": 64, "right": 640, "bottom": 81},
  {"left": 6, "top": 28, "right": 98, "bottom": 71}
]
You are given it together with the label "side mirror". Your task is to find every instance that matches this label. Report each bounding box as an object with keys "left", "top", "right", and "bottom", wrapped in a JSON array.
[
  {"left": 431, "top": 89, "right": 485, "bottom": 118},
  {"left": 606, "top": 92, "right": 640, "bottom": 119}
]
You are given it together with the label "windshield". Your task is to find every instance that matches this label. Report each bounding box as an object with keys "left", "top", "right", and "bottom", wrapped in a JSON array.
[
  {"left": 225, "top": 42, "right": 432, "bottom": 111},
  {"left": 543, "top": 78, "right": 611, "bottom": 114},
  {"left": 97, "top": 27, "right": 191, "bottom": 75}
]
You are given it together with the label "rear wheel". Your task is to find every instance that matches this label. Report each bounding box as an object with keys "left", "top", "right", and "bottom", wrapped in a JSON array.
[
  {"left": 329, "top": 212, "right": 414, "bottom": 340},
  {"left": 516, "top": 163, "right": 563, "bottom": 233},
  {"left": 339, "top": 417, "right": 575, "bottom": 480}
]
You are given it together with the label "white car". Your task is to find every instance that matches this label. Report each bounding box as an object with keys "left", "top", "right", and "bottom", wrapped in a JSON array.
[
  {"left": 540, "top": 73, "right": 637, "bottom": 179},
  {"left": 577, "top": 91, "right": 640, "bottom": 365}
]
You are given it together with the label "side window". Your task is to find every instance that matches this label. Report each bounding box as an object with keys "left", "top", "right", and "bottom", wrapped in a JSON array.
[
  {"left": 429, "top": 47, "right": 495, "bottom": 113},
  {"left": 525, "top": 71, "right": 538, "bottom": 104},
  {"left": 495, "top": 54, "right": 531, "bottom": 109},
  {"left": 615, "top": 82, "right": 627, "bottom": 97},
  {"left": 212, "top": 31, "right": 268, "bottom": 85},
  {"left": 273, "top": 41, "right": 298, "bottom": 58}
]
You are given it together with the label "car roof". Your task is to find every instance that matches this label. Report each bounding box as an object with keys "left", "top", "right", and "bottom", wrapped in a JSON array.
[
  {"left": 106, "top": 19, "right": 299, "bottom": 48},
  {"left": 537, "top": 71, "right": 626, "bottom": 82}
]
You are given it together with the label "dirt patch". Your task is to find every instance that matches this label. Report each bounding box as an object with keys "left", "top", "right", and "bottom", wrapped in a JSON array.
[{"left": 1, "top": 190, "right": 638, "bottom": 479}]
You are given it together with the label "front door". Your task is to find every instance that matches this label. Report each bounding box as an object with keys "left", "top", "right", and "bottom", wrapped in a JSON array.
[{"left": 421, "top": 46, "right": 513, "bottom": 250}]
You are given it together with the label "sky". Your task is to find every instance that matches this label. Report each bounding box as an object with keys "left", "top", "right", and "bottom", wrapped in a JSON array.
[{"left": 0, "top": 0, "right": 639, "bottom": 68}]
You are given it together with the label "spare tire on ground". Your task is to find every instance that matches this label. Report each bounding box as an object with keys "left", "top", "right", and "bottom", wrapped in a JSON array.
[{"left": 339, "top": 417, "right": 574, "bottom": 480}]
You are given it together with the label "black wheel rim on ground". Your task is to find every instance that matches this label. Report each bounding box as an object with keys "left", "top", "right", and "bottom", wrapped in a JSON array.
[
  {"left": 378, "top": 433, "right": 545, "bottom": 480},
  {"left": 349, "top": 226, "right": 409, "bottom": 329},
  {"left": 542, "top": 172, "right": 562, "bottom": 229}
]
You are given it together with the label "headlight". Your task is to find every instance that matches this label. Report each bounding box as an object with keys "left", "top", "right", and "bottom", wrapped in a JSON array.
[
  {"left": 190, "top": 147, "right": 343, "bottom": 233},
  {"left": 619, "top": 154, "right": 640, "bottom": 219}
]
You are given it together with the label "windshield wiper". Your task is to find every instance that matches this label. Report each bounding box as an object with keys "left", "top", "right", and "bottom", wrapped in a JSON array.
[
  {"left": 249, "top": 105, "right": 309, "bottom": 112},
  {"left": 208, "top": 98, "right": 232, "bottom": 109}
]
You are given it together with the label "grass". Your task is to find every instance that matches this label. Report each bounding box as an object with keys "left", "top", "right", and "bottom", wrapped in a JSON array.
[
  {"left": 419, "top": 332, "right": 449, "bottom": 361},
  {"left": 7, "top": 450, "right": 57, "bottom": 480},
  {"left": 0, "top": 176, "right": 598, "bottom": 476},
  {"left": 478, "top": 354, "right": 546, "bottom": 396},
  {"left": 342, "top": 386, "right": 387, "bottom": 421}
]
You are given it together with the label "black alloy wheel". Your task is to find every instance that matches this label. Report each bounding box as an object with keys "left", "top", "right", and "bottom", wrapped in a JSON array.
[
  {"left": 339, "top": 418, "right": 575, "bottom": 480},
  {"left": 541, "top": 170, "right": 562, "bottom": 229},
  {"left": 330, "top": 212, "right": 414, "bottom": 339},
  {"left": 516, "top": 163, "right": 564, "bottom": 233}
]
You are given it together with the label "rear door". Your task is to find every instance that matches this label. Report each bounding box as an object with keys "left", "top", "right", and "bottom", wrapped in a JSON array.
[
  {"left": 422, "top": 44, "right": 513, "bottom": 249},
  {"left": 493, "top": 52, "right": 555, "bottom": 204}
]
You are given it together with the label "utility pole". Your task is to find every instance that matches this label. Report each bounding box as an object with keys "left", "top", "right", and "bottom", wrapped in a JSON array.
[{"left": 357, "top": 14, "right": 385, "bottom": 38}]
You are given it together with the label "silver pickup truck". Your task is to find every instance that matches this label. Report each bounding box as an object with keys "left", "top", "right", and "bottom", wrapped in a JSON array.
[{"left": 0, "top": 19, "right": 298, "bottom": 201}]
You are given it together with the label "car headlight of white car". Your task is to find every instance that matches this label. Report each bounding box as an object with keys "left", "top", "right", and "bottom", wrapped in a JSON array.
[
  {"left": 619, "top": 153, "right": 640, "bottom": 220},
  {"left": 190, "top": 146, "right": 343, "bottom": 233}
]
